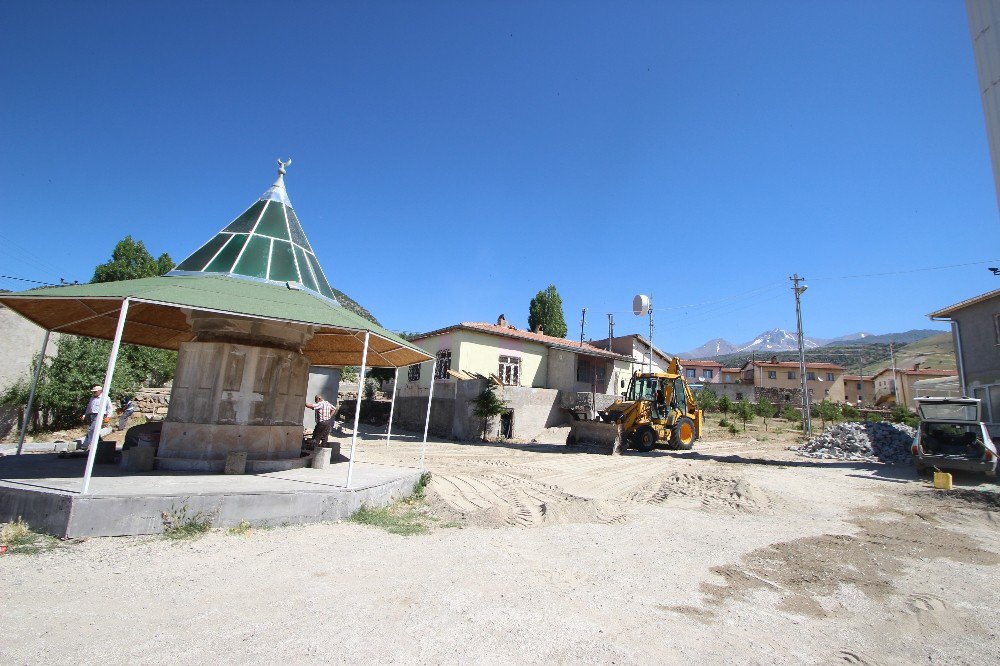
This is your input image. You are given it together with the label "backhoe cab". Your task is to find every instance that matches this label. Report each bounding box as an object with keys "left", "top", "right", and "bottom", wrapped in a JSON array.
[{"left": 567, "top": 357, "right": 703, "bottom": 453}]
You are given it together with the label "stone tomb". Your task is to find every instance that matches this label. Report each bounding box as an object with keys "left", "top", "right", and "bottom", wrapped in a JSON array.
[{"left": 156, "top": 311, "right": 313, "bottom": 472}]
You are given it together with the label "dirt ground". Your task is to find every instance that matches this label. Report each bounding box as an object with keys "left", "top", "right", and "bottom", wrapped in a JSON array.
[{"left": 2, "top": 421, "right": 999, "bottom": 665}]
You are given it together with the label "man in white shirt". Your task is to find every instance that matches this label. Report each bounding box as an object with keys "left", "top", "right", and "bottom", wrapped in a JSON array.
[{"left": 79, "top": 385, "right": 109, "bottom": 452}]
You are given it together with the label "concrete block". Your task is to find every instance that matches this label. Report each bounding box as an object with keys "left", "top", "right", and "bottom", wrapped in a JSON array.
[
  {"left": 224, "top": 451, "right": 247, "bottom": 475},
  {"left": 311, "top": 447, "right": 331, "bottom": 469},
  {"left": 121, "top": 446, "right": 155, "bottom": 472}
]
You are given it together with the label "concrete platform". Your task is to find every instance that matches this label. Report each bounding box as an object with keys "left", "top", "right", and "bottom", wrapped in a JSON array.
[{"left": 0, "top": 451, "right": 422, "bottom": 538}]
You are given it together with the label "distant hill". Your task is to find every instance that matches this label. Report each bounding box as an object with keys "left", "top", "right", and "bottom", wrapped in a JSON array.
[
  {"left": 860, "top": 332, "right": 955, "bottom": 374},
  {"left": 831, "top": 329, "right": 945, "bottom": 347},
  {"left": 707, "top": 343, "right": 896, "bottom": 373},
  {"left": 332, "top": 288, "right": 380, "bottom": 326},
  {"left": 682, "top": 327, "right": 947, "bottom": 359}
]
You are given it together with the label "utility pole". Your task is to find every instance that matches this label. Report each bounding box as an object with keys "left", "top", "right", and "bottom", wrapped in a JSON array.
[
  {"left": 648, "top": 296, "right": 654, "bottom": 374},
  {"left": 791, "top": 274, "right": 812, "bottom": 435},
  {"left": 889, "top": 340, "right": 899, "bottom": 406},
  {"left": 580, "top": 308, "right": 587, "bottom": 347},
  {"left": 607, "top": 313, "right": 614, "bottom": 351}
]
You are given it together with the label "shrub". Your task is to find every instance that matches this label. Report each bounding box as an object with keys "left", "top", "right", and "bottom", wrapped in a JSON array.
[
  {"left": 472, "top": 383, "right": 508, "bottom": 440},
  {"left": 841, "top": 403, "right": 861, "bottom": 420},
  {"left": 718, "top": 394, "right": 733, "bottom": 416},
  {"left": 695, "top": 388, "right": 718, "bottom": 413},
  {"left": 755, "top": 396, "right": 775, "bottom": 431},
  {"left": 733, "top": 399, "right": 755, "bottom": 431},
  {"left": 363, "top": 377, "right": 379, "bottom": 401},
  {"left": 781, "top": 405, "right": 801, "bottom": 422}
]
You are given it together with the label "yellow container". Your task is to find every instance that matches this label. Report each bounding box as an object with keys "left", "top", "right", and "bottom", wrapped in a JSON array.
[{"left": 933, "top": 471, "right": 953, "bottom": 490}]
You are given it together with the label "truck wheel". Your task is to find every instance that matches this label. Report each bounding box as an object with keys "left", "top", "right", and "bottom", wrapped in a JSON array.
[
  {"left": 566, "top": 432, "right": 577, "bottom": 447},
  {"left": 633, "top": 426, "right": 657, "bottom": 452},
  {"left": 670, "top": 417, "right": 697, "bottom": 450}
]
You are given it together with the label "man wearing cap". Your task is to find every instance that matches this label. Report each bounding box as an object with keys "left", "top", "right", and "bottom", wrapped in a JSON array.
[{"left": 80, "top": 385, "right": 109, "bottom": 452}]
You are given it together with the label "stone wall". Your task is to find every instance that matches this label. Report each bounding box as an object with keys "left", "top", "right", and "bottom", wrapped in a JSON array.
[{"left": 135, "top": 388, "right": 172, "bottom": 421}]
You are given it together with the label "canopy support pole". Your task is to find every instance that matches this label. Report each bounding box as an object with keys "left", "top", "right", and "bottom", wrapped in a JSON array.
[
  {"left": 81, "top": 299, "right": 129, "bottom": 494},
  {"left": 385, "top": 367, "right": 399, "bottom": 448},
  {"left": 16, "top": 330, "right": 51, "bottom": 456},
  {"left": 345, "top": 331, "right": 370, "bottom": 489},
  {"left": 420, "top": 359, "right": 437, "bottom": 469}
]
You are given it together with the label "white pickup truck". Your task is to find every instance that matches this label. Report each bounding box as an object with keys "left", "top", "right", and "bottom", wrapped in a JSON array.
[{"left": 911, "top": 397, "right": 997, "bottom": 477}]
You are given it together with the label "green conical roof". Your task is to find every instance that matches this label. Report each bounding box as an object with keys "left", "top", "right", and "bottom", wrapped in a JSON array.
[{"left": 170, "top": 161, "right": 338, "bottom": 302}]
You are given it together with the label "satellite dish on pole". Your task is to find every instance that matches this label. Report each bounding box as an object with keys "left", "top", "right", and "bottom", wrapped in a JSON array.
[{"left": 632, "top": 294, "right": 650, "bottom": 316}]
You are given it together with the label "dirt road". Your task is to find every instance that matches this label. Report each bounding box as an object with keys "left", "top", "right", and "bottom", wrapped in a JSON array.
[{"left": 3, "top": 427, "right": 998, "bottom": 664}]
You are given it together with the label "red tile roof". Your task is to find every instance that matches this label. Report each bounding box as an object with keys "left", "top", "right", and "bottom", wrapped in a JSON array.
[
  {"left": 902, "top": 369, "right": 957, "bottom": 377},
  {"left": 679, "top": 359, "right": 723, "bottom": 368},
  {"left": 413, "top": 322, "right": 632, "bottom": 360},
  {"left": 746, "top": 360, "right": 844, "bottom": 370}
]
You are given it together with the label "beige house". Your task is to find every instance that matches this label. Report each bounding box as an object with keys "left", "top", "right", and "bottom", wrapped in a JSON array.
[
  {"left": 590, "top": 334, "right": 674, "bottom": 375},
  {"left": 871, "top": 365, "right": 958, "bottom": 410},
  {"left": 678, "top": 359, "right": 724, "bottom": 384},
  {"left": 401, "top": 317, "right": 634, "bottom": 396},
  {"left": 842, "top": 374, "right": 876, "bottom": 406},
  {"left": 740, "top": 359, "right": 846, "bottom": 404}
]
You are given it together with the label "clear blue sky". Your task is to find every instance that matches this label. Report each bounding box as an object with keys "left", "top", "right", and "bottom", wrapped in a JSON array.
[{"left": 2, "top": 1, "right": 997, "bottom": 353}]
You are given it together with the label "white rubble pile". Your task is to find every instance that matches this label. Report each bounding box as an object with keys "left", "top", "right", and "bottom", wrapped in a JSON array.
[{"left": 793, "top": 421, "right": 916, "bottom": 464}]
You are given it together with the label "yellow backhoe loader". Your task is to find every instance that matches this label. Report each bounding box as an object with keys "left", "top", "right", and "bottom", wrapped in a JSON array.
[{"left": 567, "top": 357, "right": 703, "bottom": 453}]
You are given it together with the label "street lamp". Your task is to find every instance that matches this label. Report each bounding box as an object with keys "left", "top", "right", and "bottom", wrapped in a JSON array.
[{"left": 791, "top": 274, "right": 812, "bottom": 436}]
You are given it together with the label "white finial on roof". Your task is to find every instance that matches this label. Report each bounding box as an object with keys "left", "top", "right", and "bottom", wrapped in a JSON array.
[{"left": 261, "top": 159, "right": 292, "bottom": 205}]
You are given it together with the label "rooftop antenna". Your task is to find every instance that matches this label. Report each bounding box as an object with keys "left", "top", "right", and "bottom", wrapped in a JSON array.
[{"left": 633, "top": 294, "right": 652, "bottom": 373}]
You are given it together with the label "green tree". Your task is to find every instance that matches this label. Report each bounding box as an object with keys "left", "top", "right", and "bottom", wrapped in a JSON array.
[
  {"left": 781, "top": 405, "right": 801, "bottom": 422},
  {"left": 1, "top": 237, "right": 178, "bottom": 430},
  {"left": 733, "top": 398, "right": 755, "bottom": 431},
  {"left": 694, "top": 388, "right": 718, "bottom": 413},
  {"left": 527, "top": 285, "right": 568, "bottom": 338},
  {"left": 816, "top": 399, "right": 841, "bottom": 431},
  {"left": 841, "top": 403, "right": 861, "bottom": 420},
  {"left": 755, "top": 396, "right": 775, "bottom": 431},
  {"left": 717, "top": 394, "right": 733, "bottom": 416},
  {"left": 472, "top": 383, "right": 508, "bottom": 440},
  {"left": 91, "top": 236, "right": 174, "bottom": 283},
  {"left": 890, "top": 404, "right": 917, "bottom": 427}
]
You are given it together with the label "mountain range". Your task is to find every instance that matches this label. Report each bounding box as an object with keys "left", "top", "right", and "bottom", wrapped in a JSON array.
[{"left": 681, "top": 328, "right": 944, "bottom": 359}]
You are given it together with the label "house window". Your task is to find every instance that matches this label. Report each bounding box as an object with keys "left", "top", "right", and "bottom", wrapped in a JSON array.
[
  {"left": 704, "top": 369, "right": 714, "bottom": 379},
  {"left": 826, "top": 372, "right": 834, "bottom": 381},
  {"left": 824, "top": 389, "right": 830, "bottom": 396},
  {"left": 787, "top": 371, "right": 796, "bottom": 380},
  {"left": 435, "top": 349, "right": 451, "bottom": 379},
  {"left": 499, "top": 355, "right": 521, "bottom": 386},
  {"left": 856, "top": 382, "right": 862, "bottom": 390},
  {"left": 578, "top": 357, "right": 606, "bottom": 383},
  {"left": 807, "top": 372, "right": 816, "bottom": 381},
  {"left": 994, "top": 313, "right": 1000, "bottom": 345},
  {"left": 408, "top": 364, "right": 420, "bottom": 382},
  {"left": 767, "top": 371, "right": 777, "bottom": 379},
  {"left": 783, "top": 393, "right": 791, "bottom": 402},
  {"left": 685, "top": 369, "right": 696, "bottom": 379},
  {"left": 736, "top": 392, "right": 743, "bottom": 400},
  {"left": 808, "top": 388, "right": 814, "bottom": 396},
  {"left": 724, "top": 374, "right": 732, "bottom": 382}
]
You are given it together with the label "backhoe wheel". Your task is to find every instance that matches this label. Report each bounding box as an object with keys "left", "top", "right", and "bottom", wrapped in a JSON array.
[
  {"left": 633, "top": 425, "right": 657, "bottom": 452},
  {"left": 670, "top": 417, "right": 697, "bottom": 450},
  {"left": 566, "top": 432, "right": 577, "bottom": 447}
]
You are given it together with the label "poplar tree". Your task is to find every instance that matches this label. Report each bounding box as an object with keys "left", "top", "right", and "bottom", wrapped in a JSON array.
[{"left": 527, "top": 285, "right": 568, "bottom": 338}]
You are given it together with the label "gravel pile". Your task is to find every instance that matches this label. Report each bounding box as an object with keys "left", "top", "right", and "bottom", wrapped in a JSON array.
[{"left": 793, "top": 421, "right": 917, "bottom": 464}]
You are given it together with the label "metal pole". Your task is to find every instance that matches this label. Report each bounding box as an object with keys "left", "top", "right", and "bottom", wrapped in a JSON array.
[
  {"left": 791, "top": 275, "right": 812, "bottom": 436},
  {"left": 648, "top": 298, "right": 654, "bottom": 374},
  {"left": 16, "top": 330, "right": 50, "bottom": 456},
  {"left": 607, "top": 313, "right": 613, "bottom": 351},
  {"left": 580, "top": 308, "right": 587, "bottom": 347},
  {"left": 81, "top": 299, "right": 129, "bottom": 494},
  {"left": 889, "top": 340, "right": 899, "bottom": 406},
  {"left": 385, "top": 367, "right": 399, "bottom": 448},
  {"left": 345, "top": 331, "right": 370, "bottom": 489},
  {"left": 420, "top": 358, "right": 437, "bottom": 469}
]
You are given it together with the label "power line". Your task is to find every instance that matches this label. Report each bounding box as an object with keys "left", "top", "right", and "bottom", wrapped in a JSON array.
[
  {"left": 0, "top": 274, "right": 59, "bottom": 286},
  {"left": 811, "top": 259, "right": 1000, "bottom": 281}
]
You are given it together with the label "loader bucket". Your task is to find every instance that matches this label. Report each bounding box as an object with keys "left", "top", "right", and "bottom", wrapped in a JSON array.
[{"left": 567, "top": 420, "right": 626, "bottom": 455}]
